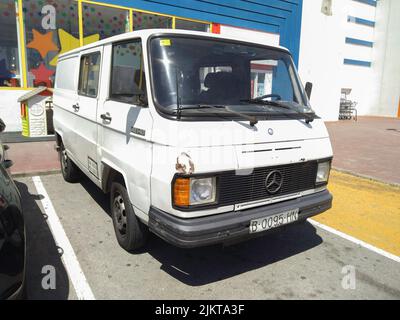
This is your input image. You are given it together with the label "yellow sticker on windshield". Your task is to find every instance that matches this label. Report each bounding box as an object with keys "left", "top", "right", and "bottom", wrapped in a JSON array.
[{"left": 160, "top": 39, "right": 171, "bottom": 46}]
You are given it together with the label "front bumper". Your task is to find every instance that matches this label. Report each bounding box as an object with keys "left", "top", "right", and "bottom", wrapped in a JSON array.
[{"left": 149, "top": 190, "right": 332, "bottom": 248}]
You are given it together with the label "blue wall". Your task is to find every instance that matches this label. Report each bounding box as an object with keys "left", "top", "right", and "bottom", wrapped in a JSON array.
[{"left": 99, "top": 0, "right": 303, "bottom": 65}]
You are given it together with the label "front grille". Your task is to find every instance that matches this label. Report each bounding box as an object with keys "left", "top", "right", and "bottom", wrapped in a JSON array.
[{"left": 218, "top": 161, "right": 318, "bottom": 206}]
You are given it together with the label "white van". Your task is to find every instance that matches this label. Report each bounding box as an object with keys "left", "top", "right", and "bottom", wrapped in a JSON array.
[{"left": 53, "top": 29, "right": 333, "bottom": 251}]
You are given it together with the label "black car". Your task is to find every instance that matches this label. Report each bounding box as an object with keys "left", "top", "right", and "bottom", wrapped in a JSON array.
[{"left": 0, "top": 118, "right": 26, "bottom": 300}]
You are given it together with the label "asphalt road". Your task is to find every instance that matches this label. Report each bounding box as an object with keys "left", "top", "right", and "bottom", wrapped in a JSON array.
[{"left": 17, "top": 174, "right": 400, "bottom": 300}]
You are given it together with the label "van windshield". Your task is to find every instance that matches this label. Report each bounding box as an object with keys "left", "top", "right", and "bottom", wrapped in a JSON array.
[{"left": 149, "top": 36, "right": 313, "bottom": 119}]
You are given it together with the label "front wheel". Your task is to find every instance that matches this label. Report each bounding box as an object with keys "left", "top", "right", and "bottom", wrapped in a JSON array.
[
  {"left": 110, "top": 180, "right": 148, "bottom": 252},
  {"left": 59, "top": 142, "right": 80, "bottom": 183}
]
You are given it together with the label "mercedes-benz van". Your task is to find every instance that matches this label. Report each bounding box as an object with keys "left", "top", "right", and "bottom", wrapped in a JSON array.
[{"left": 53, "top": 29, "right": 333, "bottom": 251}]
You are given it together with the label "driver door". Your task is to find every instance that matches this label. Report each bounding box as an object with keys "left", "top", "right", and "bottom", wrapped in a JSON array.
[{"left": 98, "top": 39, "right": 153, "bottom": 214}]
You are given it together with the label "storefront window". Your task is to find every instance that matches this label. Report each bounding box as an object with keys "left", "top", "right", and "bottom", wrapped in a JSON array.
[
  {"left": 251, "top": 62, "right": 274, "bottom": 98},
  {"left": 0, "top": 0, "right": 20, "bottom": 87},
  {"left": 132, "top": 11, "right": 172, "bottom": 30},
  {"left": 9, "top": 1, "right": 208, "bottom": 89},
  {"left": 23, "top": 0, "right": 79, "bottom": 87},
  {"left": 175, "top": 19, "right": 209, "bottom": 32},
  {"left": 83, "top": 3, "right": 129, "bottom": 40}
]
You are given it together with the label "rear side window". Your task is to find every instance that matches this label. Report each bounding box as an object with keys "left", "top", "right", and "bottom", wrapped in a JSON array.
[
  {"left": 55, "top": 57, "right": 78, "bottom": 91},
  {"left": 78, "top": 52, "right": 101, "bottom": 97},
  {"left": 110, "top": 40, "right": 147, "bottom": 105}
]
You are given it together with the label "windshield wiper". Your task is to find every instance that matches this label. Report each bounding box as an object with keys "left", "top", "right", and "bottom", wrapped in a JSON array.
[
  {"left": 170, "top": 105, "right": 259, "bottom": 127},
  {"left": 241, "top": 99, "right": 315, "bottom": 124}
]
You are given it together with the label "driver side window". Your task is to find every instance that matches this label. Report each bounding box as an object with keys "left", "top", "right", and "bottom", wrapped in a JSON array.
[
  {"left": 110, "top": 40, "right": 147, "bottom": 105},
  {"left": 250, "top": 59, "right": 295, "bottom": 102}
]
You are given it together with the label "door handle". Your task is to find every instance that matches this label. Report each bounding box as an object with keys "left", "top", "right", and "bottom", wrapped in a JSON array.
[
  {"left": 72, "top": 103, "right": 80, "bottom": 112},
  {"left": 100, "top": 113, "right": 112, "bottom": 122}
]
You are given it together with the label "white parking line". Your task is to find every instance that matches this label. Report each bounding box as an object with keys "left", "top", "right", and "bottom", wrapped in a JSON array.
[
  {"left": 308, "top": 219, "right": 400, "bottom": 264},
  {"left": 32, "top": 176, "right": 96, "bottom": 300}
]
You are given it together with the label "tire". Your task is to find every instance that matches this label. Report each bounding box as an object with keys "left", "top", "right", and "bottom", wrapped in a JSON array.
[
  {"left": 18, "top": 280, "right": 27, "bottom": 300},
  {"left": 59, "top": 142, "right": 80, "bottom": 183},
  {"left": 110, "top": 179, "right": 148, "bottom": 252}
]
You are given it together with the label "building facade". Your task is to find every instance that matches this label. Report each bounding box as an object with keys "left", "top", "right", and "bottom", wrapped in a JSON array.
[
  {"left": 299, "top": 0, "right": 400, "bottom": 121},
  {"left": 0, "top": 0, "right": 398, "bottom": 131}
]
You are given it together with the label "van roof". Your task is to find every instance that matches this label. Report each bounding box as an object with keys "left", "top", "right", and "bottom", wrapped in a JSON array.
[{"left": 59, "top": 28, "right": 290, "bottom": 60}]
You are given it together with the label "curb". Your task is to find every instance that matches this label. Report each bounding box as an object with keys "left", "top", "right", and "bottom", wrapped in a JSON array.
[
  {"left": 332, "top": 167, "right": 400, "bottom": 188},
  {"left": 11, "top": 169, "right": 61, "bottom": 178},
  {"left": 2, "top": 133, "right": 56, "bottom": 144}
]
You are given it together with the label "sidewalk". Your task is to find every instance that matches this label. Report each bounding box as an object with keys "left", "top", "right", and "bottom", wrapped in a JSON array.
[
  {"left": 7, "top": 141, "right": 60, "bottom": 177},
  {"left": 326, "top": 116, "right": 400, "bottom": 185}
]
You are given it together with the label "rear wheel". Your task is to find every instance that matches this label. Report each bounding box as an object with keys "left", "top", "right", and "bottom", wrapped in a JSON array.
[
  {"left": 110, "top": 179, "right": 148, "bottom": 252},
  {"left": 59, "top": 142, "right": 80, "bottom": 183}
]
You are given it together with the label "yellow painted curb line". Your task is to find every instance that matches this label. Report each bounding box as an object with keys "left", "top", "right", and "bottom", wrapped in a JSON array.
[{"left": 314, "top": 170, "right": 400, "bottom": 257}]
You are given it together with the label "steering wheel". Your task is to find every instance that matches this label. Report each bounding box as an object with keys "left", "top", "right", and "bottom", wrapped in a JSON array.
[{"left": 256, "top": 94, "right": 282, "bottom": 101}]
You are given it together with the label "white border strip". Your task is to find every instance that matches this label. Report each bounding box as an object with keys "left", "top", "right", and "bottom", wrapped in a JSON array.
[
  {"left": 309, "top": 219, "right": 400, "bottom": 263},
  {"left": 32, "top": 176, "right": 96, "bottom": 300}
]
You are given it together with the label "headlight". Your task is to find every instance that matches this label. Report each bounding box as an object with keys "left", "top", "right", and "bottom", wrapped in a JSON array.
[
  {"left": 190, "top": 177, "right": 216, "bottom": 205},
  {"left": 316, "top": 161, "right": 331, "bottom": 183},
  {"left": 173, "top": 177, "right": 216, "bottom": 207}
]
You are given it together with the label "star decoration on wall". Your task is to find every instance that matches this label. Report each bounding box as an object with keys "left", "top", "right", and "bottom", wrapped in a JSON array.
[
  {"left": 30, "top": 63, "right": 55, "bottom": 83},
  {"left": 27, "top": 29, "right": 59, "bottom": 58},
  {"left": 50, "top": 29, "right": 100, "bottom": 66}
]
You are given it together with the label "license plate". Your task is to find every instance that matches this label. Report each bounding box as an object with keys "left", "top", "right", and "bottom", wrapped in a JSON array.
[{"left": 249, "top": 209, "right": 299, "bottom": 234}]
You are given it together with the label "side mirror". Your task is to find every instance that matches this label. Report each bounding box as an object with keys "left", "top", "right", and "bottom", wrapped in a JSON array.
[
  {"left": 305, "top": 82, "right": 313, "bottom": 100},
  {"left": 0, "top": 118, "right": 5, "bottom": 133}
]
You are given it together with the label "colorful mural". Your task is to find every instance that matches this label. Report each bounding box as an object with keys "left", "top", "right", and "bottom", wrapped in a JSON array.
[
  {"left": 27, "top": 29, "right": 59, "bottom": 58},
  {"left": 0, "top": 0, "right": 209, "bottom": 88},
  {"left": 132, "top": 11, "right": 172, "bottom": 30},
  {"left": 23, "top": 0, "right": 82, "bottom": 87},
  {"left": 50, "top": 29, "right": 100, "bottom": 66},
  {"left": 83, "top": 3, "right": 129, "bottom": 39},
  {"left": 29, "top": 62, "right": 55, "bottom": 87}
]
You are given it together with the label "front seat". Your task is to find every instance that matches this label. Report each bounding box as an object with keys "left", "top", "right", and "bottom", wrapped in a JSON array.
[{"left": 200, "top": 72, "right": 241, "bottom": 104}]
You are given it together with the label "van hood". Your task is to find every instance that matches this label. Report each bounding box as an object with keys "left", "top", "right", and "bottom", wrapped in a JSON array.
[{"left": 151, "top": 118, "right": 330, "bottom": 148}]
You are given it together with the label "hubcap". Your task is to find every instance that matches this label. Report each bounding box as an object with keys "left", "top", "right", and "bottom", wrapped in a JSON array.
[
  {"left": 61, "top": 149, "right": 68, "bottom": 172},
  {"left": 113, "top": 193, "right": 127, "bottom": 235}
]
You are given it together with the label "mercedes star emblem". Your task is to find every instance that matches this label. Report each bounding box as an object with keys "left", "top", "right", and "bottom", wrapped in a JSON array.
[{"left": 265, "top": 170, "right": 283, "bottom": 194}]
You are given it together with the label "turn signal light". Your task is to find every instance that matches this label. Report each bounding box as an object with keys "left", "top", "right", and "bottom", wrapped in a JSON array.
[{"left": 173, "top": 178, "right": 190, "bottom": 207}]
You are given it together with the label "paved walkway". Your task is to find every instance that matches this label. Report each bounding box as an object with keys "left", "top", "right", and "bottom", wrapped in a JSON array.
[
  {"left": 7, "top": 141, "right": 60, "bottom": 177},
  {"left": 326, "top": 116, "right": 400, "bottom": 185}
]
